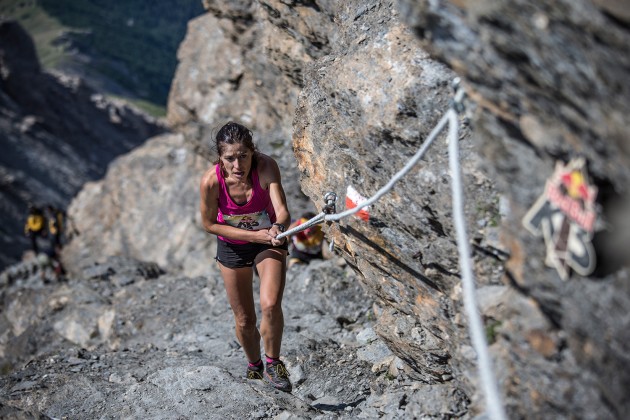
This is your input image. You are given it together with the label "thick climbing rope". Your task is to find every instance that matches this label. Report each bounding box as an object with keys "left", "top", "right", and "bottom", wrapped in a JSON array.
[
  {"left": 446, "top": 94, "right": 507, "bottom": 420},
  {"left": 276, "top": 79, "right": 506, "bottom": 420},
  {"left": 277, "top": 212, "right": 326, "bottom": 239}
]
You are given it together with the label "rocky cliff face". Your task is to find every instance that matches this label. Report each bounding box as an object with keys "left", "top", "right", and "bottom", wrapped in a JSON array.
[
  {"left": 0, "top": 20, "right": 165, "bottom": 269},
  {"left": 394, "top": 1, "right": 630, "bottom": 418},
  {"left": 4, "top": 1, "right": 628, "bottom": 419}
]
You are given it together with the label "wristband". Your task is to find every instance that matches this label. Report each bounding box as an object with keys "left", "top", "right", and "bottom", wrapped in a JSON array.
[{"left": 272, "top": 223, "right": 286, "bottom": 232}]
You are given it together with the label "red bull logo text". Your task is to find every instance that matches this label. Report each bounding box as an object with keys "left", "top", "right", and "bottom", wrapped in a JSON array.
[{"left": 523, "top": 158, "right": 599, "bottom": 280}]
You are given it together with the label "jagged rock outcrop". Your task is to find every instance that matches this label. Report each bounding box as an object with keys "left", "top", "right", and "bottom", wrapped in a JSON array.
[
  {"left": 61, "top": 133, "right": 217, "bottom": 278},
  {"left": 0, "top": 20, "right": 165, "bottom": 269},
  {"left": 290, "top": 1, "right": 503, "bottom": 416},
  {"left": 294, "top": 0, "right": 467, "bottom": 372}
]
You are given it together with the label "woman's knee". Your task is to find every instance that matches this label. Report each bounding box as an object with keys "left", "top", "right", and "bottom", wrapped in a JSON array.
[
  {"left": 234, "top": 313, "right": 258, "bottom": 330},
  {"left": 260, "top": 298, "right": 282, "bottom": 318}
]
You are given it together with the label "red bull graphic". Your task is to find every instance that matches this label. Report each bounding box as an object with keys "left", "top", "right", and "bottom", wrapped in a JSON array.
[
  {"left": 523, "top": 158, "right": 598, "bottom": 280},
  {"left": 223, "top": 210, "right": 272, "bottom": 231}
]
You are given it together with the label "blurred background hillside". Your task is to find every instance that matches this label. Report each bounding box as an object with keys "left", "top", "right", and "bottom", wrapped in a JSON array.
[
  {"left": 0, "top": 0, "right": 204, "bottom": 116},
  {"left": 0, "top": 0, "right": 207, "bottom": 269}
]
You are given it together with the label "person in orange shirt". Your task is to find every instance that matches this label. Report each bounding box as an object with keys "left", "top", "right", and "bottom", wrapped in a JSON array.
[{"left": 288, "top": 212, "right": 325, "bottom": 268}]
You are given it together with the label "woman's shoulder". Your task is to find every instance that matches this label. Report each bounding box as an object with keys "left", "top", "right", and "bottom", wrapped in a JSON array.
[
  {"left": 255, "top": 153, "right": 281, "bottom": 187},
  {"left": 256, "top": 152, "right": 279, "bottom": 173}
]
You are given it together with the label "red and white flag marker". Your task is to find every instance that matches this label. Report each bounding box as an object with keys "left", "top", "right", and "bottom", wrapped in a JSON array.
[{"left": 345, "top": 185, "right": 370, "bottom": 221}]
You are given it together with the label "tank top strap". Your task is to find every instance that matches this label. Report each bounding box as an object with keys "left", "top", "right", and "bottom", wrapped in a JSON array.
[
  {"left": 251, "top": 167, "right": 263, "bottom": 193},
  {"left": 215, "top": 163, "right": 223, "bottom": 183},
  {"left": 215, "top": 164, "right": 227, "bottom": 193}
]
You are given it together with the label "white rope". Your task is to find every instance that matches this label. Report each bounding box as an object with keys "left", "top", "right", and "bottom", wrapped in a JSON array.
[
  {"left": 276, "top": 212, "right": 325, "bottom": 239},
  {"left": 276, "top": 82, "right": 506, "bottom": 419},
  {"left": 446, "top": 109, "right": 507, "bottom": 420}
]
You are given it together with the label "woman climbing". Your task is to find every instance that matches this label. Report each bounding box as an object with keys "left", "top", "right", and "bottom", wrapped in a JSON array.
[{"left": 199, "top": 121, "right": 292, "bottom": 392}]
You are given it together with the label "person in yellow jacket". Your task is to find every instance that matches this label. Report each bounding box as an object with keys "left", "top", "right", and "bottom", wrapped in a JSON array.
[{"left": 24, "top": 204, "right": 46, "bottom": 254}]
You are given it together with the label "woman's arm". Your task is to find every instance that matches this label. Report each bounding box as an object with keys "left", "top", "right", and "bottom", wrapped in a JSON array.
[
  {"left": 258, "top": 155, "right": 291, "bottom": 246},
  {"left": 199, "top": 166, "right": 273, "bottom": 244}
]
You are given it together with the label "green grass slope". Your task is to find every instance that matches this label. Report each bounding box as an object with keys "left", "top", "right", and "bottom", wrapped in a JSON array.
[{"left": 0, "top": 0, "right": 204, "bottom": 116}]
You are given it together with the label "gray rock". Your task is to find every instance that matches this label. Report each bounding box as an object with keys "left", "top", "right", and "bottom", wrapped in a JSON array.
[
  {"left": 356, "top": 340, "right": 393, "bottom": 365},
  {"left": 356, "top": 328, "right": 378, "bottom": 346}
]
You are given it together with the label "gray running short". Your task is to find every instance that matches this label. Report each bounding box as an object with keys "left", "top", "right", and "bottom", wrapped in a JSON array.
[{"left": 216, "top": 239, "right": 288, "bottom": 269}]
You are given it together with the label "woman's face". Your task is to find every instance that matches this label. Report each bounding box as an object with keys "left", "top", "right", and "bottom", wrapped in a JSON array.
[{"left": 220, "top": 143, "right": 254, "bottom": 181}]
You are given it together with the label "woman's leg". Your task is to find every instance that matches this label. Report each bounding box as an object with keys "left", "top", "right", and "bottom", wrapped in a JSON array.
[
  {"left": 219, "top": 264, "right": 261, "bottom": 362},
  {"left": 255, "top": 248, "right": 287, "bottom": 358}
]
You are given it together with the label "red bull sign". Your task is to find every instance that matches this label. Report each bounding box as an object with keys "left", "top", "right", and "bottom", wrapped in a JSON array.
[{"left": 523, "top": 158, "right": 599, "bottom": 280}]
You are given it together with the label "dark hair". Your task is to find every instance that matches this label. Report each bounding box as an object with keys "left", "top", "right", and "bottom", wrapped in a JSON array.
[{"left": 214, "top": 122, "right": 258, "bottom": 167}]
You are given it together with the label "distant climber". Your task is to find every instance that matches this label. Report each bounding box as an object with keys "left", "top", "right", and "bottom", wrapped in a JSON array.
[
  {"left": 199, "top": 121, "right": 292, "bottom": 392},
  {"left": 288, "top": 212, "right": 325, "bottom": 268},
  {"left": 24, "top": 204, "right": 46, "bottom": 255}
]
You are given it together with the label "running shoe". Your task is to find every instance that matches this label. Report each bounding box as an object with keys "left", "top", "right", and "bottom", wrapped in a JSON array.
[
  {"left": 246, "top": 363, "right": 264, "bottom": 380},
  {"left": 264, "top": 360, "right": 292, "bottom": 392}
]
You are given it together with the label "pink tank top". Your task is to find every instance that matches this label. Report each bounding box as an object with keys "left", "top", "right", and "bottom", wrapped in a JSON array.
[{"left": 216, "top": 164, "right": 276, "bottom": 244}]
